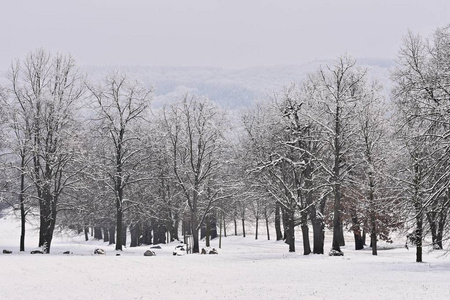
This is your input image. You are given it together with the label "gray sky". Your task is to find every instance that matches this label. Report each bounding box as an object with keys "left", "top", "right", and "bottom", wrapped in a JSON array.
[{"left": 1, "top": 0, "right": 449, "bottom": 70}]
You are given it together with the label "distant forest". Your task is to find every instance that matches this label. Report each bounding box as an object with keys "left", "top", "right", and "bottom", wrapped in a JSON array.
[{"left": 1, "top": 25, "right": 449, "bottom": 262}]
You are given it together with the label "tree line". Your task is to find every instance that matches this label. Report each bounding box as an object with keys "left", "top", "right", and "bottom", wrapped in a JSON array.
[{"left": 1, "top": 25, "right": 450, "bottom": 261}]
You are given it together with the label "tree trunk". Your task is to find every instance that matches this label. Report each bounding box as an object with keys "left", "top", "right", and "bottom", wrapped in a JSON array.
[
  {"left": 370, "top": 202, "right": 377, "bottom": 255},
  {"left": 282, "top": 208, "right": 288, "bottom": 241},
  {"left": 122, "top": 224, "right": 127, "bottom": 246},
  {"left": 415, "top": 221, "right": 423, "bottom": 263},
  {"left": 362, "top": 222, "right": 367, "bottom": 246},
  {"left": 94, "top": 226, "right": 103, "bottom": 240},
  {"left": 331, "top": 104, "right": 343, "bottom": 255},
  {"left": 242, "top": 218, "right": 246, "bottom": 238},
  {"left": 84, "top": 227, "right": 89, "bottom": 242},
  {"left": 266, "top": 217, "right": 270, "bottom": 240},
  {"left": 255, "top": 217, "right": 259, "bottom": 240},
  {"left": 19, "top": 201, "right": 25, "bottom": 252},
  {"left": 275, "top": 202, "right": 282, "bottom": 241},
  {"left": 437, "top": 209, "right": 446, "bottom": 249},
  {"left": 109, "top": 226, "right": 115, "bottom": 245},
  {"left": 19, "top": 157, "right": 26, "bottom": 252},
  {"left": 219, "top": 213, "right": 223, "bottom": 249},
  {"left": 351, "top": 209, "right": 364, "bottom": 250},
  {"left": 370, "top": 231, "right": 377, "bottom": 256},
  {"left": 339, "top": 221, "right": 345, "bottom": 247},
  {"left": 301, "top": 211, "right": 311, "bottom": 255},
  {"left": 427, "top": 211, "right": 438, "bottom": 248},
  {"left": 191, "top": 211, "right": 199, "bottom": 253},
  {"left": 287, "top": 210, "right": 295, "bottom": 252},
  {"left": 115, "top": 199, "right": 123, "bottom": 250},
  {"left": 103, "top": 227, "right": 109, "bottom": 243},
  {"left": 206, "top": 215, "right": 211, "bottom": 247},
  {"left": 40, "top": 190, "right": 57, "bottom": 253},
  {"left": 414, "top": 161, "right": 423, "bottom": 263},
  {"left": 312, "top": 219, "right": 324, "bottom": 254},
  {"left": 223, "top": 212, "right": 227, "bottom": 237},
  {"left": 311, "top": 196, "right": 326, "bottom": 254},
  {"left": 38, "top": 203, "right": 44, "bottom": 248},
  {"left": 130, "top": 223, "right": 139, "bottom": 247},
  {"left": 172, "top": 214, "right": 179, "bottom": 241}
]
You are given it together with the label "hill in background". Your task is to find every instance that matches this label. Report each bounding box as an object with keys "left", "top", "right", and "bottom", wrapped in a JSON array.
[{"left": 83, "top": 58, "right": 394, "bottom": 109}]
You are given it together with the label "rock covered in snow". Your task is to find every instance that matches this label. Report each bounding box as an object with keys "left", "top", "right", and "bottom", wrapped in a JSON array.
[
  {"left": 201, "top": 247, "right": 218, "bottom": 255},
  {"left": 328, "top": 249, "right": 344, "bottom": 256},
  {"left": 173, "top": 245, "right": 186, "bottom": 256},
  {"left": 30, "top": 250, "right": 43, "bottom": 254},
  {"left": 3, "top": 249, "right": 12, "bottom": 254},
  {"left": 144, "top": 250, "right": 156, "bottom": 256},
  {"left": 94, "top": 248, "right": 105, "bottom": 255}
]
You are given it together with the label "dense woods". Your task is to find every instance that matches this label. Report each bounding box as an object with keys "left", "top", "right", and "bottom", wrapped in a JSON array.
[{"left": 1, "top": 26, "right": 450, "bottom": 261}]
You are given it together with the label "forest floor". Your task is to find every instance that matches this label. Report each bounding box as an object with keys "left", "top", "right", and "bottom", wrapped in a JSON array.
[{"left": 1, "top": 209, "right": 450, "bottom": 300}]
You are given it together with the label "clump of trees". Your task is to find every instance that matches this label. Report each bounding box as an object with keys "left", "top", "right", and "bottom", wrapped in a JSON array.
[{"left": 1, "top": 25, "right": 450, "bottom": 261}]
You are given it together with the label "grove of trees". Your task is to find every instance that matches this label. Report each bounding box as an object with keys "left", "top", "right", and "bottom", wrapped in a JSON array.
[{"left": 1, "top": 25, "right": 450, "bottom": 261}]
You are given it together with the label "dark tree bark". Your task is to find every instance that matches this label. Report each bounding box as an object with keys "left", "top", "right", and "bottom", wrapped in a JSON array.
[
  {"left": 311, "top": 195, "right": 326, "bottom": 254},
  {"left": 351, "top": 209, "right": 364, "bottom": 250},
  {"left": 109, "top": 226, "right": 115, "bottom": 245},
  {"left": 115, "top": 162, "right": 124, "bottom": 250},
  {"left": 437, "top": 209, "right": 447, "bottom": 249},
  {"left": 122, "top": 224, "right": 127, "bottom": 247},
  {"left": 242, "top": 218, "right": 246, "bottom": 238},
  {"left": 142, "top": 223, "right": 152, "bottom": 245},
  {"left": 301, "top": 211, "right": 311, "bottom": 255},
  {"left": 275, "top": 202, "right": 283, "bottom": 241},
  {"left": 255, "top": 217, "right": 259, "bottom": 240},
  {"left": 94, "top": 226, "right": 103, "bottom": 240},
  {"left": 266, "top": 217, "right": 270, "bottom": 240},
  {"left": 171, "top": 214, "right": 179, "bottom": 241},
  {"left": 234, "top": 218, "right": 237, "bottom": 236},
  {"left": 103, "top": 227, "right": 109, "bottom": 243},
  {"left": 287, "top": 211, "right": 295, "bottom": 252},
  {"left": 338, "top": 221, "right": 345, "bottom": 247},
  {"left": 205, "top": 215, "right": 211, "bottom": 247},
  {"left": 19, "top": 155, "right": 26, "bottom": 252},
  {"left": 219, "top": 213, "right": 223, "bottom": 249},
  {"left": 39, "top": 189, "right": 57, "bottom": 253},
  {"left": 282, "top": 208, "right": 288, "bottom": 241},
  {"left": 362, "top": 218, "right": 368, "bottom": 246},
  {"left": 130, "top": 223, "right": 140, "bottom": 247},
  {"left": 84, "top": 227, "right": 89, "bottom": 242},
  {"left": 413, "top": 160, "right": 423, "bottom": 263},
  {"left": 223, "top": 213, "right": 227, "bottom": 237},
  {"left": 191, "top": 213, "right": 199, "bottom": 253}
]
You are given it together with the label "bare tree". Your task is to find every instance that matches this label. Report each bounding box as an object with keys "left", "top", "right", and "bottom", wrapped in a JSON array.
[
  {"left": 163, "top": 95, "right": 227, "bottom": 253},
  {"left": 8, "top": 49, "right": 85, "bottom": 253},
  {"left": 88, "top": 72, "right": 152, "bottom": 251},
  {"left": 305, "top": 56, "right": 368, "bottom": 256},
  {"left": 392, "top": 27, "right": 450, "bottom": 261}
]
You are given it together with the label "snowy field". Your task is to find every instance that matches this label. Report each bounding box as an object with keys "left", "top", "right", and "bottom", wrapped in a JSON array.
[{"left": 1, "top": 209, "right": 450, "bottom": 300}]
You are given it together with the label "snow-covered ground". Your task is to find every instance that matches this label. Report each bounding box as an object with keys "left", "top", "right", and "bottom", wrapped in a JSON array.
[{"left": 1, "top": 209, "right": 450, "bottom": 300}]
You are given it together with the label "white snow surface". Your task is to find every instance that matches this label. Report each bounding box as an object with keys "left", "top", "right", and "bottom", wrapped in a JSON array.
[{"left": 1, "top": 209, "right": 450, "bottom": 300}]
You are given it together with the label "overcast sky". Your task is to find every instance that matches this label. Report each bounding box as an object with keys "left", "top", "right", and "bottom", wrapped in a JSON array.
[{"left": 1, "top": 0, "right": 449, "bottom": 70}]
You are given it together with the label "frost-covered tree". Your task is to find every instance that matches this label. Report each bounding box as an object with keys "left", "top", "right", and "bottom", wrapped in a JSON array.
[
  {"left": 87, "top": 72, "right": 152, "bottom": 251},
  {"left": 350, "top": 80, "right": 400, "bottom": 255},
  {"left": 162, "top": 95, "right": 227, "bottom": 253},
  {"left": 392, "top": 26, "right": 450, "bottom": 261},
  {"left": 7, "top": 49, "right": 85, "bottom": 253},
  {"left": 305, "top": 56, "right": 368, "bottom": 256}
]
